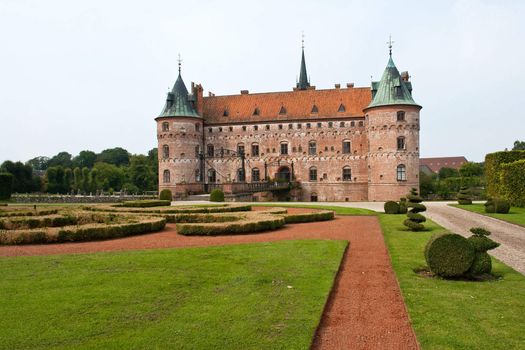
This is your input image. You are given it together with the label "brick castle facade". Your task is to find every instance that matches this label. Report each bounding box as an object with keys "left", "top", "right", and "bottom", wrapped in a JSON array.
[{"left": 155, "top": 45, "right": 421, "bottom": 201}]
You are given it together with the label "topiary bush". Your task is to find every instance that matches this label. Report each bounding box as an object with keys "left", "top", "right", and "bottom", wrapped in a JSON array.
[
  {"left": 403, "top": 188, "right": 427, "bottom": 231},
  {"left": 159, "top": 189, "right": 172, "bottom": 201},
  {"left": 466, "top": 227, "right": 500, "bottom": 276},
  {"left": 484, "top": 198, "right": 510, "bottom": 214},
  {"left": 457, "top": 186, "right": 472, "bottom": 205},
  {"left": 424, "top": 233, "right": 476, "bottom": 277},
  {"left": 398, "top": 198, "right": 408, "bottom": 214},
  {"left": 210, "top": 189, "right": 225, "bottom": 202},
  {"left": 384, "top": 201, "right": 400, "bottom": 214}
]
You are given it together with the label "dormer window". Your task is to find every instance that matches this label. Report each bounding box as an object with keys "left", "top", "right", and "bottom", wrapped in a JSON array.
[
  {"left": 311, "top": 105, "right": 318, "bottom": 113},
  {"left": 279, "top": 106, "right": 287, "bottom": 115},
  {"left": 223, "top": 109, "right": 229, "bottom": 117},
  {"left": 338, "top": 104, "right": 346, "bottom": 112},
  {"left": 253, "top": 107, "right": 260, "bottom": 116}
]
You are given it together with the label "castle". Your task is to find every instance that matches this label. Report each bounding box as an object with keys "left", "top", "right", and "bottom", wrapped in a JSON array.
[{"left": 155, "top": 43, "right": 421, "bottom": 202}]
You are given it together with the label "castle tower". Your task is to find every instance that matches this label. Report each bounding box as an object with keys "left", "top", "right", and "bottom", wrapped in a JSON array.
[
  {"left": 296, "top": 38, "right": 310, "bottom": 90},
  {"left": 364, "top": 48, "right": 422, "bottom": 201},
  {"left": 155, "top": 60, "right": 203, "bottom": 198}
]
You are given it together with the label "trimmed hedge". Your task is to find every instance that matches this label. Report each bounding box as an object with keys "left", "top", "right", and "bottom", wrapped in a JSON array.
[
  {"left": 177, "top": 215, "right": 285, "bottom": 235},
  {"left": 466, "top": 227, "right": 499, "bottom": 276},
  {"left": 210, "top": 189, "right": 225, "bottom": 202},
  {"left": 118, "top": 200, "right": 172, "bottom": 208},
  {"left": 282, "top": 210, "right": 334, "bottom": 224},
  {"left": 457, "top": 186, "right": 472, "bottom": 205},
  {"left": 0, "top": 214, "right": 78, "bottom": 230},
  {"left": 484, "top": 198, "right": 510, "bottom": 214},
  {"left": 485, "top": 150, "right": 525, "bottom": 207},
  {"left": 85, "top": 204, "right": 251, "bottom": 214},
  {"left": 0, "top": 173, "right": 14, "bottom": 200},
  {"left": 165, "top": 213, "right": 243, "bottom": 224},
  {"left": 0, "top": 209, "right": 59, "bottom": 217},
  {"left": 384, "top": 201, "right": 400, "bottom": 214},
  {"left": 159, "top": 189, "right": 172, "bottom": 201},
  {"left": 424, "top": 233, "right": 475, "bottom": 277}
]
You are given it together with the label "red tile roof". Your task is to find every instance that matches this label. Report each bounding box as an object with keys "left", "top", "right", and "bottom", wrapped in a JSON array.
[
  {"left": 202, "top": 87, "right": 371, "bottom": 123},
  {"left": 420, "top": 157, "right": 468, "bottom": 173}
]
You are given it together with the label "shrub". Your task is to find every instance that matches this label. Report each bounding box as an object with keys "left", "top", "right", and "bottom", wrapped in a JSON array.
[
  {"left": 119, "top": 200, "right": 171, "bottom": 208},
  {"left": 466, "top": 227, "right": 499, "bottom": 276},
  {"left": 282, "top": 210, "right": 334, "bottom": 223},
  {"left": 403, "top": 188, "right": 427, "bottom": 231},
  {"left": 457, "top": 186, "right": 472, "bottom": 205},
  {"left": 398, "top": 198, "right": 408, "bottom": 214},
  {"left": 210, "top": 189, "right": 225, "bottom": 202},
  {"left": 424, "top": 233, "right": 475, "bottom": 277},
  {"left": 0, "top": 173, "right": 14, "bottom": 200},
  {"left": 159, "top": 189, "right": 172, "bottom": 201},
  {"left": 485, "top": 150, "right": 525, "bottom": 204},
  {"left": 177, "top": 216, "right": 285, "bottom": 235},
  {"left": 500, "top": 159, "right": 525, "bottom": 207},
  {"left": 468, "top": 252, "right": 492, "bottom": 276},
  {"left": 484, "top": 198, "right": 510, "bottom": 214},
  {"left": 384, "top": 201, "right": 400, "bottom": 214}
]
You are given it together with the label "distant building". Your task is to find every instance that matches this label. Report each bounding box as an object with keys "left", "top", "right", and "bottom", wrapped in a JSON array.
[
  {"left": 420, "top": 156, "right": 468, "bottom": 175},
  {"left": 155, "top": 42, "right": 422, "bottom": 201}
]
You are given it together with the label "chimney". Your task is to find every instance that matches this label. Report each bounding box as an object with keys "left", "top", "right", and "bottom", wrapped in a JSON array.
[
  {"left": 240, "top": 90, "right": 249, "bottom": 95},
  {"left": 334, "top": 84, "right": 340, "bottom": 89},
  {"left": 346, "top": 83, "right": 354, "bottom": 88}
]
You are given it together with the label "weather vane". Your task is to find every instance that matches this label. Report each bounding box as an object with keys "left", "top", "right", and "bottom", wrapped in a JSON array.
[
  {"left": 177, "top": 53, "right": 182, "bottom": 73},
  {"left": 387, "top": 35, "right": 394, "bottom": 56}
]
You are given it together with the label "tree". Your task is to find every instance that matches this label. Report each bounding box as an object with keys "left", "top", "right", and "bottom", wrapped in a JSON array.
[
  {"left": 92, "top": 162, "right": 124, "bottom": 191},
  {"left": 438, "top": 167, "right": 459, "bottom": 179},
  {"left": 129, "top": 155, "right": 155, "bottom": 191},
  {"left": 0, "top": 161, "right": 38, "bottom": 193},
  {"left": 81, "top": 167, "right": 90, "bottom": 193},
  {"left": 73, "top": 167, "right": 82, "bottom": 192},
  {"left": 419, "top": 171, "right": 436, "bottom": 198},
  {"left": 97, "top": 147, "right": 130, "bottom": 167},
  {"left": 48, "top": 152, "right": 73, "bottom": 168},
  {"left": 64, "top": 168, "right": 73, "bottom": 193},
  {"left": 148, "top": 148, "right": 159, "bottom": 183},
  {"left": 459, "top": 162, "right": 484, "bottom": 177},
  {"left": 46, "top": 166, "right": 67, "bottom": 193},
  {"left": 0, "top": 173, "right": 14, "bottom": 200},
  {"left": 512, "top": 140, "right": 525, "bottom": 150},
  {"left": 73, "top": 150, "right": 97, "bottom": 169},
  {"left": 26, "top": 156, "right": 50, "bottom": 171}
]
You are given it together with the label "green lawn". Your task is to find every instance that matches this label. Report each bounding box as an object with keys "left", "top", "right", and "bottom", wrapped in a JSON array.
[
  {"left": 451, "top": 203, "right": 525, "bottom": 227},
  {"left": 380, "top": 214, "right": 525, "bottom": 349},
  {"left": 0, "top": 240, "right": 347, "bottom": 350},
  {"left": 252, "top": 203, "right": 376, "bottom": 216}
]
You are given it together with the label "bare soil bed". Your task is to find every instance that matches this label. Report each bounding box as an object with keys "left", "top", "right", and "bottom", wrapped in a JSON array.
[{"left": 0, "top": 207, "right": 418, "bottom": 349}]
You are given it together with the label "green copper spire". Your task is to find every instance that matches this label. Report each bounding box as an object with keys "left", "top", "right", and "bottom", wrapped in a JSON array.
[
  {"left": 367, "top": 49, "right": 420, "bottom": 109},
  {"left": 296, "top": 35, "right": 310, "bottom": 90},
  {"left": 159, "top": 57, "right": 200, "bottom": 118}
]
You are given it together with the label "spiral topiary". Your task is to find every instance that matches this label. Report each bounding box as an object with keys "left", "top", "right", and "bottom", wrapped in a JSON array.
[
  {"left": 398, "top": 197, "right": 408, "bottom": 214},
  {"left": 384, "top": 201, "right": 400, "bottom": 214},
  {"left": 457, "top": 186, "right": 472, "bottom": 205},
  {"left": 467, "top": 227, "right": 500, "bottom": 276},
  {"left": 403, "top": 188, "right": 427, "bottom": 231},
  {"left": 424, "top": 233, "right": 475, "bottom": 277}
]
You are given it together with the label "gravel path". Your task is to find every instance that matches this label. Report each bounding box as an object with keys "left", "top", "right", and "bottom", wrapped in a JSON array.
[{"left": 424, "top": 202, "right": 525, "bottom": 275}]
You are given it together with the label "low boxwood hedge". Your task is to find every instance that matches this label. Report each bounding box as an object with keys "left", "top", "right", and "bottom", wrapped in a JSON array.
[
  {"left": 85, "top": 204, "right": 252, "bottom": 214},
  {"left": 177, "top": 215, "right": 285, "bottom": 236},
  {"left": 282, "top": 210, "right": 334, "bottom": 224},
  {"left": 0, "top": 209, "right": 59, "bottom": 217},
  {"left": 118, "top": 200, "right": 172, "bottom": 208},
  {"left": 0, "top": 214, "right": 78, "bottom": 230}
]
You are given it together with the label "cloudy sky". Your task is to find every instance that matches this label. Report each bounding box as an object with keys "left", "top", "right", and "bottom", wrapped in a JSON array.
[{"left": 1, "top": 0, "right": 523, "bottom": 163}]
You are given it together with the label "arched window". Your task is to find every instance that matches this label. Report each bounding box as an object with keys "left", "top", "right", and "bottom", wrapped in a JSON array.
[
  {"left": 162, "top": 145, "right": 169, "bottom": 159},
  {"left": 309, "top": 167, "right": 317, "bottom": 181},
  {"left": 208, "top": 169, "right": 216, "bottom": 183},
  {"left": 342, "top": 166, "right": 352, "bottom": 181},
  {"left": 280, "top": 142, "right": 289, "bottom": 155},
  {"left": 237, "top": 168, "right": 245, "bottom": 182},
  {"left": 310, "top": 192, "right": 318, "bottom": 202},
  {"left": 397, "top": 111, "right": 406, "bottom": 121},
  {"left": 163, "top": 169, "right": 170, "bottom": 183},
  {"left": 308, "top": 141, "right": 317, "bottom": 155},
  {"left": 237, "top": 143, "right": 245, "bottom": 156},
  {"left": 397, "top": 136, "right": 406, "bottom": 150},
  {"left": 251, "top": 143, "right": 259, "bottom": 157},
  {"left": 397, "top": 164, "right": 407, "bottom": 181},
  {"left": 162, "top": 122, "right": 169, "bottom": 131},
  {"left": 252, "top": 168, "right": 260, "bottom": 182},
  {"left": 207, "top": 144, "right": 214, "bottom": 157},
  {"left": 195, "top": 123, "right": 200, "bottom": 132},
  {"left": 340, "top": 140, "right": 350, "bottom": 153},
  {"left": 195, "top": 169, "right": 201, "bottom": 182}
]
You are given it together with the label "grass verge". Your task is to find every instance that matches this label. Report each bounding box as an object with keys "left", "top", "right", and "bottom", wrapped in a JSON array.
[
  {"left": 379, "top": 213, "right": 525, "bottom": 349},
  {"left": 252, "top": 203, "right": 376, "bottom": 215},
  {"left": 0, "top": 240, "right": 347, "bottom": 350},
  {"left": 451, "top": 203, "right": 525, "bottom": 227}
]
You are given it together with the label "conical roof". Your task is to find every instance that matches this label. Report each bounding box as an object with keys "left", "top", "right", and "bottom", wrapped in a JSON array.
[
  {"left": 296, "top": 47, "right": 310, "bottom": 90},
  {"left": 366, "top": 55, "right": 420, "bottom": 109},
  {"left": 159, "top": 73, "right": 200, "bottom": 118}
]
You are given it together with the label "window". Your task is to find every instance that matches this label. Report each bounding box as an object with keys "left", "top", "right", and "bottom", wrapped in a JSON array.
[
  {"left": 297, "top": 123, "right": 302, "bottom": 129},
  {"left": 309, "top": 167, "right": 317, "bottom": 181},
  {"left": 208, "top": 128, "right": 213, "bottom": 133},
  {"left": 350, "top": 121, "right": 355, "bottom": 127},
  {"left": 253, "top": 107, "right": 260, "bottom": 116},
  {"left": 251, "top": 143, "right": 259, "bottom": 156},
  {"left": 278, "top": 124, "right": 283, "bottom": 130},
  {"left": 207, "top": 144, "right": 214, "bottom": 157},
  {"left": 229, "top": 126, "right": 233, "bottom": 132},
  {"left": 237, "top": 168, "right": 245, "bottom": 182},
  {"left": 195, "top": 145, "right": 200, "bottom": 157},
  {"left": 218, "top": 127, "right": 223, "bottom": 132},
  {"left": 163, "top": 169, "right": 170, "bottom": 183},
  {"left": 162, "top": 145, "right": 169, "bottom": 159},
  {"left": 162, "top": 122, "right": 169, "bottom": 131},
  {"left": 254, "top": 125, "right": 258, "bottom": 131},
  {"left": 280, "top": 142, "right": 288, "bottom": 155},
  {"left": 340, "top": 121, "right": 345, "bottom": 127},
  {"left": 338, "top": 104, "right": 346, "bottom": 112},
  {"left": 265, "top": 124, "right": 270, "bottom": 130},
  {"left": 252, "top": 168, "right": 260, "bottom": 182},
  {"left": 358, "top": 121, "right": 364, "bottom": 127},
  {"left": 397, "top": 111, "right": 406, "bottom": 121},
  {"left": 311, "top": 105, "right": 318, "bottom": 113},
  {"left": 397, "top": 136, "right": 406, "bottom": 150},
  {"left": 237, "top": 143, "right": 245, "bottom": 155},
  {"left": 242, "top": 126, "right": 246, "bottom": 131},
  {"left": 328, "top": 122, "right": 333, "bottom": 128},
  {"left": 308, "top": 141, "right": 317, "bottom": 155},
  {"left": 306, "top": 123, "right": 311, "bottom": 129},
  {"left": 279, "top": 106, "right": 287, "bottom": 115},
  {"left": 195, "top": 123, "right": 200, "bottom": 132},
  {"left": 195, "top": 169, "right": 201, "bottom": 182},
  {"left": 208, "top": 169, "right": 216, "bottom": 183},
  {"left": 223, "top": 110, "right": 229, "bottom": 117},
  {"left": 342, "top": 166, "right": 352, "bottom": 181},
  {"left": 317, "top": 122, "right": 322, "bottom": 128},
  {"left": 288, "top": 123, "right": 293, "bottom": 129},
  {"left": 397, "top": 164, "right": 407, "bottom": 181},
  {"left": 342, "top": 140, "right": 351, "bottom": 154},
  {"left": 310, "top": 192, "right": 318, "bottom": 202}
]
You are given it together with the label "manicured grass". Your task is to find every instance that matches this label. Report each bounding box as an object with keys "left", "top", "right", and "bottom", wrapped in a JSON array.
[
  {"left": 0, "top": 240, "right": 346, "bottom": 350},
  {"left": 451, "top": 203, "right": 525, "bottom": 227},
  {"left": 379, "top": 214, "right": 525, "bottom": 349},
  {"left": 252, "top": 203, "right": 376, "bottom": 216}
]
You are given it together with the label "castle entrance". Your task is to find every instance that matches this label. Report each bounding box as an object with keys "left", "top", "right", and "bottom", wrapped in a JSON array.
[{"left": 276, "top": 166, "right": 291, "bottom": 182}]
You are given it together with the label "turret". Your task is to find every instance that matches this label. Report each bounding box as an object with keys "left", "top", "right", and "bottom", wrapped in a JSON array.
[
  {"left": 364, "top": 45, "right": 422, "bottom": 201},
  {"left": 155, "top": 58, "right": 204, "bottom": 198}
]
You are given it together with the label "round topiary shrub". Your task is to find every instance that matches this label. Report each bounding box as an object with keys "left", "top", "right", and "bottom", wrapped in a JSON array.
[
  {"left": 425, "top": 233, "right": 476, "bottom": 277},
  {"left": 484, "top": 198, "right": 510, "bottom": 214},
  {"left": 210, "top": 189, "right": 225, "bottom": 202},
  {"left": 457, "top": 186, "right": 472, "bottom": 205},
  {"left": 403, "top": 188, "right": 426, "bottom": 231},
  {"left": 159, "top": 189, "right": 172, "bottom": 201},
  {"left": 384, "top": 201, "right": 400, "bottom": 214}
]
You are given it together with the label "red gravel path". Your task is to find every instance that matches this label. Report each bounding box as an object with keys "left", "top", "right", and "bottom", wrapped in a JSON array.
[{"left": 0, "top": 208, "right": 418, "bottom": 349}]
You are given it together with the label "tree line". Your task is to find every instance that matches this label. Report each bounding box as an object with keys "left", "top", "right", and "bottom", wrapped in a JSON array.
[{"left": 0, "top": 147, "right": 158, "bottom": 195}]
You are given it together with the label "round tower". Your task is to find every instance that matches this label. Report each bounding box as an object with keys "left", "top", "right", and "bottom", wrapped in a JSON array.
[
  {"left": 155, "top": 62, "right": 203, "bottom": 199},
  {"left": 364, "top": 52, "right": 422, "bottom": 201}
]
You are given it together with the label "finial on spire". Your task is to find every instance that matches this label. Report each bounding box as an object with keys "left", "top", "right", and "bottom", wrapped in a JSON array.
[
  {"left": 301, "top": 31, "right": 305, "bottom": 50},
  {"left": 177, "top": 53, "right": 182, "bottom": 74},
  {"left": 386, "top": 35, "right": 394, "bottom": 56}
]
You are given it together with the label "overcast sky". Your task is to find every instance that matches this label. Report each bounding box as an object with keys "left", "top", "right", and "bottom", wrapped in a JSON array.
[{"left": 1, "top": 0, "right": 524, "bottom": 163}]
